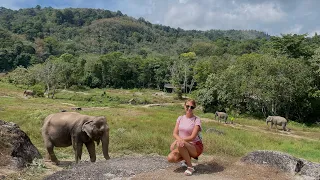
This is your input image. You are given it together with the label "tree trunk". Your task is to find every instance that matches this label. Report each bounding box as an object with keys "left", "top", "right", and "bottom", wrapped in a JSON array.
[{"left": 46, "top": 83, "right": 50, "bottom": 98}]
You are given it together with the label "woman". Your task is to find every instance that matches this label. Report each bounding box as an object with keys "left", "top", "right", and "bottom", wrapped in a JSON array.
[{"left": 167, "top": 99, "right": 203, "bottom": 176}]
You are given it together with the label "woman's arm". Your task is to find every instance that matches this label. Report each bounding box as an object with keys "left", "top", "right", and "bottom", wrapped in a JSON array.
[
  {"left": 172, "top": 121, "right": 182, "bottom": 141},
  {"left": 170, "top": 140, "right": 177, "bottom": 151},
  {"left": 182, "top": 125, "right": 200, "bottom": 142}
]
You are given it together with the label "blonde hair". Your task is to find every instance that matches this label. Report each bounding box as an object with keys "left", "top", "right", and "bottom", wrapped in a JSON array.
[{"left": 185, "top": 99, "right": 196, "bottom": 107}]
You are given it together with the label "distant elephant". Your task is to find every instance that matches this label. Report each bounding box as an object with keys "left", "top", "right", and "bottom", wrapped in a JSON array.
[
  {"left": 215, "top": 111, "right": 228, "bottom": 123},
  {"left": 266, "top": 116, "right": 288, "bottom": 131},
  {"left": 23, "top": 90, "right": 34, "bottom": 96},
  {"left": 41, "top": 112, "right": 110, "bottom": 164}
]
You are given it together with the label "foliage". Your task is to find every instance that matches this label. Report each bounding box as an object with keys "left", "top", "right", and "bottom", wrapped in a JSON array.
[
  {"left": 31, "top": 84, "right": 45, "bottom": 97},
  {"left": 2, "top": 6, "right": 320, "bottom": 123},
  {"left": 197, "top": 53, "right": 314, "bottom": 120}
]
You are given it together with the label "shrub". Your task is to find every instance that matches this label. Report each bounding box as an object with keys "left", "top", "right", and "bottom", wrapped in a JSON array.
[{"left": 31, "top": 84, "right": 45, "bottom": 97}]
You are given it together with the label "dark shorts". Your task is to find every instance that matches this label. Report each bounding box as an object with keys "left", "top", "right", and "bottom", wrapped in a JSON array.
[{"left": 194, "top": 141, "right": 203, "bottom": 157}]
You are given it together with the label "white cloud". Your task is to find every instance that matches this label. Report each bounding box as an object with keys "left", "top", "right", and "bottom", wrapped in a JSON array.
[
  {"left": 236, "top": 2, "right": 286, "bottom": 23},
  {"left": 163, "top": 1, "right": 286, "bottom": 31},
  {"left": 284, "top": 24, "right": 303, "bottom": 35},
  {"left": 179, "top": 0, "right": 189, "bottom": 4},
  {"left": 308, "top": 28, "right": 320, "bottom": 37}
]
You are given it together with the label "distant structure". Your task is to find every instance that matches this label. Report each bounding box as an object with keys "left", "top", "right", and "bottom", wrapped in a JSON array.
[{"left": 164, "top": 84, "right": 174, "bottom": 93}]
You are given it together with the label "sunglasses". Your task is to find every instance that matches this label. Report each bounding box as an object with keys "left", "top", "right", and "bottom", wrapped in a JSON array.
[{"left": 185, "top": 105, "right": 195, "bottom": 110}]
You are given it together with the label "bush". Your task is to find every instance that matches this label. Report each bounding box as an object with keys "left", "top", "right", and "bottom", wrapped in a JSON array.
[
  {"left": 69, "top": 85, "right": 88, "bottom": 91},
  {"left": 31, "top": 84, "right": 45, "bottom": 97}
]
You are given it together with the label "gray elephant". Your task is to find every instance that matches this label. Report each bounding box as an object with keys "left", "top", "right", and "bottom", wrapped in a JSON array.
[
  {"left": 266, "top": 116, "right": 288, "bottom": 131},
  {"left": 41, "top": 112, "right": 110, "bottom": 164},
  {"left": 215, "top": 111, "right": 228, "bottom": 123}
]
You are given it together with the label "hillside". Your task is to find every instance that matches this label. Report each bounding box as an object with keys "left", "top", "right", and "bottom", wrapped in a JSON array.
[
  {"left": 1, "top": 6, "right": 320, "bottom": 123},
  {"left": 0, "top": 7, "right": 269, "bottom": 63}
]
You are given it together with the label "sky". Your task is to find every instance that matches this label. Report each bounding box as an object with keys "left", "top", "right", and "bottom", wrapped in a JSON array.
[{"left": 0, "top": 0, "right": 319, "bottom": 36}]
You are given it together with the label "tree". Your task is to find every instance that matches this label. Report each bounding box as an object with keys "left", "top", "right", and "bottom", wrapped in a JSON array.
[
  {"left": 179, "top": 52, "right": 197, "bottom": 94},
  {"left": 270, "top": 34, "right": 313, "bottom": 59},
  {"left": 197, "top": 53, "right": 313, "bottom": 120},
  {"left": 8, "top": 66, "right": 31, "bottom": 86}
]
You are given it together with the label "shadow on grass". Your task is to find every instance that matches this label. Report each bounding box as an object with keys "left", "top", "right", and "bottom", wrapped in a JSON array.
[
  {"left": 173, "top": 162, "right": 224, "bottom": 175},
  {"left": 44, "top": 160, "right": 74, "bottom": 168}
]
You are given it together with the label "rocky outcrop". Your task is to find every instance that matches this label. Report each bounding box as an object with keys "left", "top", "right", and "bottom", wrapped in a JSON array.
[
  {"left": 241, "top": 150, "right": 320, "bottom": 179},
  {"left": 0, "top": 120, "right": 42, "bottom": 169}
]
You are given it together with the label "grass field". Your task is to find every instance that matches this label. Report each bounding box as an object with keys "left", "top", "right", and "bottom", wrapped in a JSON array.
[{"left": 1, "top": 80, "right": 320, "bottom": 179}]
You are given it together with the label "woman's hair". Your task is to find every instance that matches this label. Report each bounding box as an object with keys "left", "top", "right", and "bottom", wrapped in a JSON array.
[{"left": 185, "top": 99, "right": 196, "bottom": 107}]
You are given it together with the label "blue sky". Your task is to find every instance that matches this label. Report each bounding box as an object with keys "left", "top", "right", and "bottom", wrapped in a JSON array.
[{"left": 1, "top": 0, "right": 319, "bottom": 36}]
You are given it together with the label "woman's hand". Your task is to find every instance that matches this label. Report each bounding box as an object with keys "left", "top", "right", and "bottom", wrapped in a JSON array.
[
  {"left": 170, "top": 140, "right": 177, "bottom": 151},
  {"left": 177, "top": 139, "right": 185, "bottom": 147}
]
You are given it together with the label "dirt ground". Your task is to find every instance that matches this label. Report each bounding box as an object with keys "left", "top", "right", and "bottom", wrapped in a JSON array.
[
  {"left": 40, "top": 154, "right": 295, "bottom": 180},
  {"left": 132, "top": 155, "right": 293, "bottom": 180}
]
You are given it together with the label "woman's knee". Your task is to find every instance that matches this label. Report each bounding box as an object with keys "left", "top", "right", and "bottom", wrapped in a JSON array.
[{"left": 167, "top": 153, "right": 179, "bottom": 162}]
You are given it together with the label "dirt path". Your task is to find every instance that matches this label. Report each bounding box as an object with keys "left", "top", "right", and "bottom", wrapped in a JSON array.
[{"left": 201, "top": 118, "right": 320, "bottom": 142}]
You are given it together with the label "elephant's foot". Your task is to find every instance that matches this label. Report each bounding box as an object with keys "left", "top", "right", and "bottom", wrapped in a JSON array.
[
  {"left": 52, "top": 160, "right": 60, "bottom": 165},
  {"left": 45, "top": 155, "right": 60, "bottom": 165}
]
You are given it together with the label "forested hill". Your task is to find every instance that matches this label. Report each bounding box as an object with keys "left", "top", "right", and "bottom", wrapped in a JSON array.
[
  {"left": 2, "top": 6, "right": 320, "bottom": 123},
  {"left": 0, "top": 6, "right": 269, "bottom": 62}
]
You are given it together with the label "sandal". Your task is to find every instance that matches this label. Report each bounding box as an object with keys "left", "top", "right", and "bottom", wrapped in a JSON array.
[
  {"left": 180, "top": 160, "right": 187, "bottom": 168},
  {"left": 184, "top": 167, "right": 195, "bottom": 176}
]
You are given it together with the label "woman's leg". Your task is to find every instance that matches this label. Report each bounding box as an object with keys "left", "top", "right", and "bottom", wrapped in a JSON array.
[
  {"left": 167, "top": 149, "right": 183, "bottom": 163},
  {"left": 178, "top": 142, "right": 197, "bottom": 167}
]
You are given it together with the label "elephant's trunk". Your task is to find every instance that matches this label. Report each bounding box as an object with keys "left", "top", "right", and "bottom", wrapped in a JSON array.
[{"left": 101, "top": 127, "right": 110, "bottom": 160}]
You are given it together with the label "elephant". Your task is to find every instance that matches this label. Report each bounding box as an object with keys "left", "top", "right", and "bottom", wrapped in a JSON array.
[
  {"left": 23, "top": 90, "right": 34, "bottom": 96},
  {"left": 41, "top": 112, "right": 110, "bottom": 164},
  {"left": 266, "top": 116, "right": 288, "bottom": 131},
  {"left": 215, "top": 111, "right": 228, "bottom": 123}
]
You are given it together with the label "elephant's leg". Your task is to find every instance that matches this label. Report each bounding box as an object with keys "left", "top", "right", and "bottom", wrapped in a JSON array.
[
  {"left": 85, "top": 141, "right": 96, "bottom": 162},
  {"left": 44, "top": 141, "right": 59, "bottom": 164},
  {"left": 282, "top": 123, "right": 287, "bottom": 131},
  {"left": 72, "top": 136, "right": 83, "bottom": 163},
  {"left": 74, "top": 142, "right": 83, "bottom": 163}
]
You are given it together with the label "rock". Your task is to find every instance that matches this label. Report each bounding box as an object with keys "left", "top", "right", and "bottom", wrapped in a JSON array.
[
  {"left": 44, "top": 156, "right": 171, "bottom": 180},
  {"left": 241, "top": 150, "right": 320, "bottom": 179},
  {"left": 0, "top": 120, "right": 42, "bottom": 169},
  {"left": 71, "top": 107, "right": 82, "bottom": 111},
  {"left": 299, "top": 160, "right": 320, "bottom": 180},
  {"left": 205, "top": 128, "right": 225, "bottom": 135},
  {"left": 23, "top": 90, "right": 34, "bottom": 97},
  {"left": 128, "top": 98, "right": 136, "bottom": 105},
  {"left": 241, "top": 150, "right": 302, "bottom": 174}
]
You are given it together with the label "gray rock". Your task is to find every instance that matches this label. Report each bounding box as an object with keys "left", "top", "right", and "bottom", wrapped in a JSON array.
[
  {"left": 299, "top": 161, "right": 320, "bottom": 180},
  {"left": 241, "top": 150, "right": 302, "bottom": 174},
  {"left": 206, "top": 128, "right": 225, "bottom": 135},
  {"left": 0, "top": 120, "right": 42, "bottom": 169},
  {"left": 44, "top": 156, "right": 171, "bottom": 180},
  {"left": 241, "top": 150, "right": 320, "bottom": 179}
]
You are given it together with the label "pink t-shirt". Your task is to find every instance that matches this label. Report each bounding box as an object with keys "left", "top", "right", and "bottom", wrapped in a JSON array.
[{"left": 177, "top": 115, "right": 202, "bottom": 143}]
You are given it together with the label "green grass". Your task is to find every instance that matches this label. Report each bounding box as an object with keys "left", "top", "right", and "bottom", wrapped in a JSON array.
[{"left": 1, "top": 80, "right": 320, "bottom": 179}]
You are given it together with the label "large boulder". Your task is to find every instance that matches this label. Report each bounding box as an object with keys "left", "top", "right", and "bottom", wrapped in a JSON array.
[
  {"left": 0, "top": 120, "right": 42, "bottom": 169},
  {"left": 241, "top": 150, "right": 320, "bottom": 179},
  {"left": 299, "top": 160, "right": 320, "bottom": 180}
]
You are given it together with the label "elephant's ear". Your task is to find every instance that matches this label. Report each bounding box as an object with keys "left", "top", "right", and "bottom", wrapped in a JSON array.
[{"left": 82, "top": 120, "right": 94, "bottom": 139}]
